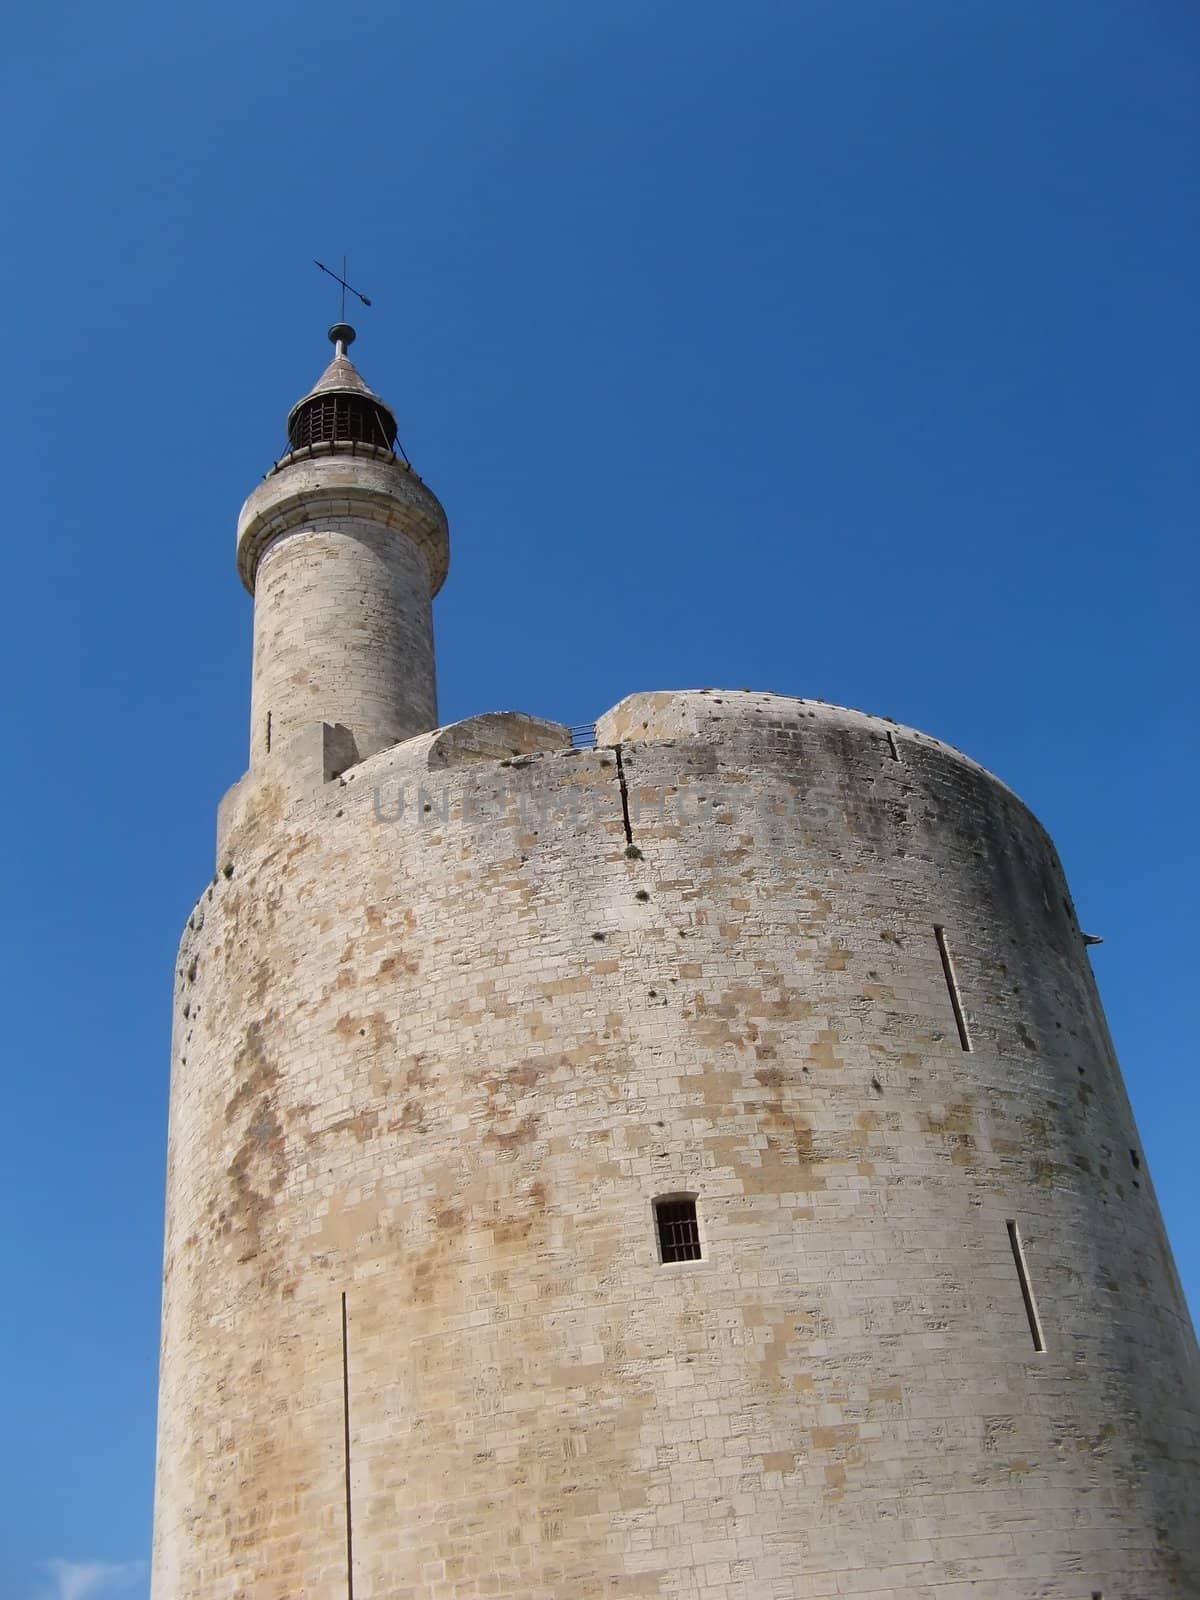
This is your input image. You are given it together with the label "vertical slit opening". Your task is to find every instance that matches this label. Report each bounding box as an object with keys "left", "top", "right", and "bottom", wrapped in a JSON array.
[
  {"left": 266, "top": 711, "right": 272, "bottom": 754},
  {"left": 341, "top": 1292, "right": 354, "bottom": 1599},
  {"left": 613, "top": 743, "right": 634, "bottom": 845},
  {"left": 886, "top": 730, "right": 901, "bottom": 762},
  {"left": 1007, "top": 1220, "right": 1045, "bottom": 1352},
  {"left": 933, "top": 925, "right": 972, "bottom": 1051}
]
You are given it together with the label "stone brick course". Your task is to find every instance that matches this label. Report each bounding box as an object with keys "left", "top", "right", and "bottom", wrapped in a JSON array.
[{"left": 237, "top": 442, "right": 449, "bottom": 767}]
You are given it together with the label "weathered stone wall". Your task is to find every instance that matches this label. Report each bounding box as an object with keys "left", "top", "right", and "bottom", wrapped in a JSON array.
[
  {"left": 237, "top": 445, "right": 449, "bottom": 768},
  {"left": 151, "top": 690, "right": 1199, "bottom": 1600}
]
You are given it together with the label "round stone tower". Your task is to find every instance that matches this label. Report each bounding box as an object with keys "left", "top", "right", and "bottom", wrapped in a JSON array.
[
  {"left": 237, "top": 323, "right": 449, "bottom": 773},
  {"left": 151, "top": 337, "right": 1199, "bottom": 1600}
]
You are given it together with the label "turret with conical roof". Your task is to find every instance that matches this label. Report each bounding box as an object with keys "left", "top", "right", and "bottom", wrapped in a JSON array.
[{"left": 235, "top": 324, "right": 449, "bottom": 776}]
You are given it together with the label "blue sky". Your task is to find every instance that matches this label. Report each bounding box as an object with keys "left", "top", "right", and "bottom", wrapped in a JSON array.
[{"left": 1, "top": 2, "right": 1196, "bottom": 1594}]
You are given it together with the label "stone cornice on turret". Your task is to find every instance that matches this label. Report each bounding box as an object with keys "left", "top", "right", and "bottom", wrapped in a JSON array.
[{"left": 236, "top": 440, "right": 450, "bottom": 595}]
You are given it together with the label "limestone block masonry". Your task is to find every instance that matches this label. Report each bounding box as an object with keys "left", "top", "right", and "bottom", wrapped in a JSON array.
[
  {"left": 238, "top": 442, "right": 449, "bottom": 769},
  {"left": 152, "top": 688, "right": 1200, "bottom": 1600}
]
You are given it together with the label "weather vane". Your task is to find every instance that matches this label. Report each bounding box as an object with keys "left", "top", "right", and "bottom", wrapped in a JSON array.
[{"left": 314, "top": 257, "right": 373, "bottom": 323}]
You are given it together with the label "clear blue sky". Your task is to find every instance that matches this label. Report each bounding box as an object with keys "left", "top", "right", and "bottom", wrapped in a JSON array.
[{"left": 1, "top": 3, "right": 1196, "bottom": 1596}]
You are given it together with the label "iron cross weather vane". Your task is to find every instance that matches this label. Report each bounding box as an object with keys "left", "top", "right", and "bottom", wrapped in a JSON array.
[{"left": 314, "top": 257, "right": 372, "bottom": 322}]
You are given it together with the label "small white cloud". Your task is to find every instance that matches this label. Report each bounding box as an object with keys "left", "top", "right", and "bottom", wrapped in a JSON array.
[{"left": 40, "top": 1560, "right": 146, "bottom": 1600}]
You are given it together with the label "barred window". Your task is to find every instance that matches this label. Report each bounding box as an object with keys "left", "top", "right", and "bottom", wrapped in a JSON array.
[{"left": 654, "top": 1196, "right": 701, "bottom": 1263}]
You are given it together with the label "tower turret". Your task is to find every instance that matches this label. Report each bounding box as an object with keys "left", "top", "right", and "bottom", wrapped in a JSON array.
[{"left": 236, "top": 324, "right": 449, "bottom": 772}]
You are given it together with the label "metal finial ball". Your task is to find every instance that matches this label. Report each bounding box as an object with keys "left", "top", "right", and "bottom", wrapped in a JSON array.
[{"left": 328, "top": 322, "right": 356, "bottom": 349}]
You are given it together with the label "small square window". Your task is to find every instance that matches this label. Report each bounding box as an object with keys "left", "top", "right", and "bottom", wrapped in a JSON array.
[{"left": 655, "top": 1197, "right": 701, "bottom": 1263}]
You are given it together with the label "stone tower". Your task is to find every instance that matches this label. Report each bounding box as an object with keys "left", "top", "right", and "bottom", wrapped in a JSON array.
[{"left": 151, "top": 330, "right": 1199, "bottom": 1600}]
